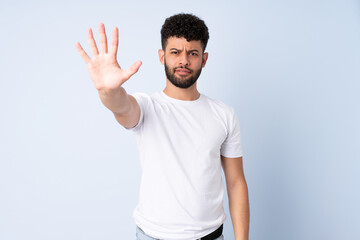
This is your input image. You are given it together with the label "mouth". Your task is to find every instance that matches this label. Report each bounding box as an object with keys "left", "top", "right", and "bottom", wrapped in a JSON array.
[{"left": 175, "top": 67, "right": 192, "bottom": 76}]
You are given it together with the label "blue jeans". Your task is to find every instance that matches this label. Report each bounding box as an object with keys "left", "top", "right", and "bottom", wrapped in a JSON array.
[{"left": 136, "top": 226, "right": 224, "bottom": 240}]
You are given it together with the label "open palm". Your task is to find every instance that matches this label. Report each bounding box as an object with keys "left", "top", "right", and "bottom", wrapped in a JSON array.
[{"left": 76, "top": 23, "right": 141, "bottom": 91}]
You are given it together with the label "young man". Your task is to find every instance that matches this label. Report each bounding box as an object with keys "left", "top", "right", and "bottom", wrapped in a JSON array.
[{"left": 76, "top": 13, "right": 249, "bottom": 240}]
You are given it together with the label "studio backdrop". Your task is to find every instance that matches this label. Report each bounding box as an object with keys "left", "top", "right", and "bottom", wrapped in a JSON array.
[{"left": 0, "top": 0, "right": 359, "bottom": 239}]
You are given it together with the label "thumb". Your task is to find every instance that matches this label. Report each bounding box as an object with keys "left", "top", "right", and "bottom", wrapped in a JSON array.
[{"left": 124, "top": 60, "right": 142, "bottom": 80}]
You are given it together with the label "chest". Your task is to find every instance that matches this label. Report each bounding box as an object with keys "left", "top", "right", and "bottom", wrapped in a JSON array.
[{"left": 143, "top": 102, "right": 228, "bottom": 152}]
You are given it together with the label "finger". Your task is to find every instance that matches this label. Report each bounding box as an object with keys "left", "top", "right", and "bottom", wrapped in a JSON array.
[
  {"left": 75, "top": 42, "right": 91, "bottom": 63},
  {"left": 123, "top": 60, "right": 142, "bottom": 81},
  {"left": 87, "top": 28, "right": 99, "bottom": 56},
  {"left": 110, "top": 26, "right": 118, "bottom": 57},
  {"left": 99, "top": 23, "right": 108, "bottom": 53}
]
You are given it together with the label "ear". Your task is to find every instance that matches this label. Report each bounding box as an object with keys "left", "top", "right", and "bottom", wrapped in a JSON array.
[
  {"left": 158, "top": 49, "right": 165, "bottom": 65},
  {"left": 202, "top": 52, "right": 209, "bottom": 68}
]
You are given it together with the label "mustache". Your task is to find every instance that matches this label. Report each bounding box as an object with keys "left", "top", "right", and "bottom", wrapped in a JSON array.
[{"left": 174, "top": 66, "right": 193, "bottom": 73}]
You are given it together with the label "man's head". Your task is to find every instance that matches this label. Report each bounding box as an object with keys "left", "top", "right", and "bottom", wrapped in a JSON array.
[{"left": 159, "top": 13, "right": 209, "bottom": 89}]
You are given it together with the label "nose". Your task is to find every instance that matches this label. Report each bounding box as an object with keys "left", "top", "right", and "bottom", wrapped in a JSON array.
[{"left": 179, "top": 52, "right": 190, "bottom": 66}]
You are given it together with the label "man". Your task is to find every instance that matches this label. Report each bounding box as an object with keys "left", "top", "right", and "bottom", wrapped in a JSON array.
[{"left": 76, "top": 13, "right": 249, "bottom": 240}]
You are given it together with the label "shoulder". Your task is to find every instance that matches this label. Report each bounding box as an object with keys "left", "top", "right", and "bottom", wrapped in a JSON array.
[
  {"left": 131, "top": 92, "right": 163, "bottom": 101},
  {"left": 131, "top": 92, "right": 151, "bottom": 101},
  {"left": 130, "top": 92, "right": 156, "bottom": 106},
  {"left": 201, "top": 94, "right": 240, "bottom": 133},
  {"left": 130, "top": 91, "right": 168, "bottom": 112},
  {"left": 202, "top": 94, "right": 236, "bottom": 116}
]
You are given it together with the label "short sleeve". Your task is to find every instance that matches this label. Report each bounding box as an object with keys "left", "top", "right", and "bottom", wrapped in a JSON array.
[
  {"left": 124, "top": 92, "right": 149, "bottom": 132},
  {"left": 220, "top": 108, "right": 243, "bottom": 158}
]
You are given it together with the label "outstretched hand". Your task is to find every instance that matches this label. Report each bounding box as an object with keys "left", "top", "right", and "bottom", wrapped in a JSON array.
[{"left": 76, "top": 23, "right": 142, "bottom": 91}]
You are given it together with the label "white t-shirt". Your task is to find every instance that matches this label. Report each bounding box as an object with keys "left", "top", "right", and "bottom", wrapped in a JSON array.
[{"left": 126, "top": 91, "right": 243, "bottom": 240}]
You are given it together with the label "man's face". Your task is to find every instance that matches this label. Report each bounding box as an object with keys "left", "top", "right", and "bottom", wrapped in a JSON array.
[{"left": 159, "top": 37, "right": 208, "bottom": 89}]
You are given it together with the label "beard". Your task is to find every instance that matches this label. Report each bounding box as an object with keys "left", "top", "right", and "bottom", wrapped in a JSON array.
[{"left": 164, "top": 59, "right": 202, "bottom": 89}]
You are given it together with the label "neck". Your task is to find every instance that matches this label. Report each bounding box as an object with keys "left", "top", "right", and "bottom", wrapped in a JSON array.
[{"left": 163, "top": 79, "right": 200, "bottom": 101}]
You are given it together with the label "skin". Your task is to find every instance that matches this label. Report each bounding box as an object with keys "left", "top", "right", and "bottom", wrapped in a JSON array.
[
  {"left": 75, "top": 23, "right": 141, "bottom": 128},
  {"left": 76, "top": 23, "right": 249, "bottom": 240},
  {"left": 158, "top": 36, "right": 208, "bottom": 99},
  {"left": 222, "top": 156, "right": 250, "bottom": 240}
]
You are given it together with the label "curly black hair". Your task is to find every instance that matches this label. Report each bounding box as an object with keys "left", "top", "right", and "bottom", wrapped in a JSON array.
[{"left": 161, "top": 13, "right": 209, "bottom": 52}]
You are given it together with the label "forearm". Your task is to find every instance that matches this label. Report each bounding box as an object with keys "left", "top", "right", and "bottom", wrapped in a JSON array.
[
  {"left": 98, "top": 86, "right": 131, "bottom": 115},
  {"left": 227, "top": 179, "right": 250, "bottom": 240}
]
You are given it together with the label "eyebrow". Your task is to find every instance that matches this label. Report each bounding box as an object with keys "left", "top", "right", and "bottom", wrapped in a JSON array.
[{"left": 169, "top": 48, "right": 200, "bottom": 53}]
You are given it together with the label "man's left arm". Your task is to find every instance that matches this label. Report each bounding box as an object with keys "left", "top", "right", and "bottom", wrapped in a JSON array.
[{"left": 221, "top": 156, "right": 250, "bottom": 240}]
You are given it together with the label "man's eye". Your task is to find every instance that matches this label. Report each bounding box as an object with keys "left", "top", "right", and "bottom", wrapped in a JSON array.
[
  {"left": 171, "top": 51, "right": 178, "bottom": 54},
  {"left": 190, "top": 52, "right": 198, "bottom": 56}
]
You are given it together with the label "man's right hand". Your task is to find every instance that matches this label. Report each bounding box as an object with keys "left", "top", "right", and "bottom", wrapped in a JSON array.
[
  {"left": 76, "top": 23, "right": 142, "bottom": 91},
  {"left": 76, "top": 23, "right": 142, "bottom": 128}
]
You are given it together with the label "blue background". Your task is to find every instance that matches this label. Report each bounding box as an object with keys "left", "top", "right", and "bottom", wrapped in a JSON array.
[{"left": 0, "top": 0, "right": 359, "bottom": 239}]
